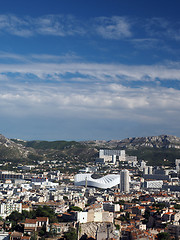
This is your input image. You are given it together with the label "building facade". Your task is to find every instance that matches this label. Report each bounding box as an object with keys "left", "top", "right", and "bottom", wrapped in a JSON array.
[{"left": 120, "top": 169, "right": 130, "bottom": 193}]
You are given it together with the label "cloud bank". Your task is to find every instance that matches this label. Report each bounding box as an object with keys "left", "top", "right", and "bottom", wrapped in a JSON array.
[
  {"left": 0, "top": 13, "right": 179, "bottom": 139},
  {"left": 0, "top": 14, "right": 179, "bottom": 42},
  {"left": 0, "top": 55, "right": 179, "bottom": 130}
]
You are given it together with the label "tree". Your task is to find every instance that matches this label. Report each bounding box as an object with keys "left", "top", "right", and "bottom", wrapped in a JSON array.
[
  {"left": 118, "top": 200, "right": 125, "bottom": 205},
  {"left": 68, "top": 206, "right": 82, "bottom": 212},
  {"left": 80, "top": 234, "right": 88, "bottom": 240},
  {"left": 38, "top": 224, "right": 46, "bottom": 237},
  {"left": 63, "top": 196, "right": 68, "bottom": 201},
  {"left": 7, "top": 211, "right": 23, "bottom": 223},
  {"left": 125, "top": 212, "right": 130, "bottom": 220},
  {"left": 35, "top": 206, "right": 57, "bottom": 223},
  {"left": 157, "top": 232, "right": 170, "bottom": 240},
  {"left": 30, "top": 231, "right": 38, "bottom": 240},
  {"left": 153, "top": 202, "right": 167, "bottom": 210},
  {"left": 174, "top": 204, "right": 180, "bottom": 210},
  {"left": 64, "top": 227, "right": 77, "bottom": 240},
  {"left": 143, "top": 209, "right": 150, "bottom": 220},
  {"left": 132, "top": 198, "right": 139, "bottom": 203},
  {"left": 115, "top": 224, "right": 120, "bottom": 230}
]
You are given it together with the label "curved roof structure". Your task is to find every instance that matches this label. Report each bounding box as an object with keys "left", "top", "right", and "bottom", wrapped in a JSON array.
[{"left": 74, "top": 173, "right": 120, "bottom": 189}]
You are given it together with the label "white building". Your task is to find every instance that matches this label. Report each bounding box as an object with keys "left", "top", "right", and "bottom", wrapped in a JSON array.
[
  {"left": 74, "top": 173, "right": 120, "bottom": 189},
  {"left": 0, "top": 202, "right": 22, "bottom": 219},
  {"left": 148, "top": 166, "right": 153, "bottom": 175},
  {"left": 99, "top": 149, "right": 126, "bottom": 162},
  {"left": 120, "top": 169, "right": 130, "bottom": 193},
  {"left": 0, "top": 232, "right": 9, "bottom": 240},
  {"left": 143, "top": 166, "right": 153, "bottom": 175},
  {"left": 21, "top": 165, "right": 35, "bottom": 171},
  {"left": 140, "top": 160, "right": 146, "bottom": 170},
  {"left": 126, "top": 155, "right": 138, "bottom": 167},
  {"left": 143, "top": 167, "right": 148, "bottom": 175},
  {"left": 77, "top": 210, "right": 113, "bottom": 223},
  {"left": 175, "top": 159, "right": 180, "bottom": 172},
  {"left": 0, "top": 171, "right": 24, "bottom": 180},
  {"left": 99, "top": 149, "right": 125, "bottom": 157},
  {"left": 144, "top": 180, "right": 163, "bottom": 189}
]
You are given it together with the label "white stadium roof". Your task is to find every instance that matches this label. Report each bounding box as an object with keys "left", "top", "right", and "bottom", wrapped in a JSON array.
[{"left": 74, "top": 173, "right": 120, "bottom": 189}]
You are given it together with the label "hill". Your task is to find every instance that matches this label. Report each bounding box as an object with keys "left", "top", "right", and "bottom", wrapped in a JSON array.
[
  {"left": 0, "top": 134, "right": 178, "bottom": 168},
  {"left": 0, "top": 134, "right": 34, "bottom": 160},
  {"left": 82, "top": 135, "right": 180, "bottom": 166},
  {"left": 82, "top": 135, "right": 180, "bottom": 149},
  {"left": 11, "top": 138, "right": 98, "bottom": 165}
]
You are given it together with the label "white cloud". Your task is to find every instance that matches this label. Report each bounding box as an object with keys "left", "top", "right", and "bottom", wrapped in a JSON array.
[
  {"left": 0, "top": 53, "right": 179, "bottom": 127},
  {"left": 0, "top": 14, "right": 132, "bottom": 39},
  {"left": 94, "top": 16, "right": 132, "bottom": 39},
  {"left": 0, "top": 52, "right": 81, "bottom": 64},
  {"left": 0, "top": 13, "right": 179, "bottom": 46},
  {"left": 0, "top": 15, "right": 33, "bottom": 37},
  {"left": 0, "top": 73, "right": 179, "bottom": 126},
  {"left": 145, "top": 17, "right": 180, "bottom": 41},
  {"left": 0, "top": 14, "right": 85, "bottom": 37},
  {"left": 130, "top": 38, "right": 162, "bottom": 49},
  {"left": 0, "top": 60, "right": 180, "bottom": 83},
  {"left": 34, "top": 15, "right": 85, "bottom": 36}
]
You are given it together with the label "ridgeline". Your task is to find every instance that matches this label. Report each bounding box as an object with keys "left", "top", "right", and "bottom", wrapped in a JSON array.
[{"left": 0, "top": 134, "right": 179, "bottom": 167}]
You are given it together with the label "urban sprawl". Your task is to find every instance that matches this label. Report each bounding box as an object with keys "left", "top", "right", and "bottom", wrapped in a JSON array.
[{"left": 0, "top": 149, "right": 180, "bottom": 240}]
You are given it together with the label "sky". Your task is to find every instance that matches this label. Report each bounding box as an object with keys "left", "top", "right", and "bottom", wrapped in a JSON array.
[{"left": 0, "top": 0, "right": 180, "bottom": 141}]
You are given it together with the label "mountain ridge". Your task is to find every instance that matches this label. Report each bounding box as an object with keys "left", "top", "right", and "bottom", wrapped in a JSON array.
[
  {"left": 0, "top": 134, "right": 34, "bottom": 159},
  {"left": 81, "top": 135, "right": 180, "bottom": 149},
  {"left": 0, "top": 134, "right": 179, "bottom": 167},
  {"left": 0, "top": 134, "right": 180, "bottom": 164}
]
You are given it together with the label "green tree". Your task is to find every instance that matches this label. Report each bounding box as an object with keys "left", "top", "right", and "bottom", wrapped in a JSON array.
[
  {"left": 118, "top": 200, "right": 125, "bottom": 205},
  {"left": 64, "top": 227, "right": 77, "bottom": 240},
  {"left": 22, "top": 210, "right": 33, "bottom": 219},
  {"left": 35, "top": 206, "right": 57, "bottom": 223},
  {"left": 157, "top": 232, "right": 170, "bottom": 240},
  {"left": 30, "top": 231, "right": 38, "bottom": 240},
  {"left": 63, "top": 196, "right": 68, "bottom": 201},
  {"left": 174, "top": 204, "right": 180, "bottom": 210},
  {"left": 38, "top": 224, "right": 46, "bottom": 237},
  {"left": 68, "top": 206, "right": 82, "bottom": 212},
  {"left": 7, "top": 211, "right": 23, "bottom": 223},
  {"left": 115, "top": 224, "right": 120, "bottom": 230}
]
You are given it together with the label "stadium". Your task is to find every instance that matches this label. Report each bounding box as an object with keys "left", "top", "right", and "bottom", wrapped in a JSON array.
[{"left": 74, "top": 173, "right": 120, "bottom": 189}]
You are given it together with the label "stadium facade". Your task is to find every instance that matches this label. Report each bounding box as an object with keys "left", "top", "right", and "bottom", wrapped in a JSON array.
[{"left": 74, "top": 173, "right": 121, "bottom": 189}]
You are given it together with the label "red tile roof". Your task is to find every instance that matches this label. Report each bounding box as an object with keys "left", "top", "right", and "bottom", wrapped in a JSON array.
[{"left": 25, "top": 219, "right": 36, "bottom": 224}]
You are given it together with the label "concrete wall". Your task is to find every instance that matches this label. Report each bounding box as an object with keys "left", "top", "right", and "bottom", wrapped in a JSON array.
[{"left": 77, "top": 212, "right": 88, "bottom": 224}]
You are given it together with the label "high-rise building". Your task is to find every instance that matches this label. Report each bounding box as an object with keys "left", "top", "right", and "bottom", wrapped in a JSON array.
[
  {"left": 99, "top": 149, "right": 125, "bottom": 157},
  {"left": 99, "top": 149, "right": 126, "bottom": 162},
  {"left": 143, "top": 166, "right": 153, "bottom": 175},
  {"left": 120, "top": 169, "right": 130, "bottom": 193},
  {"left": 175, "top": 159, "right": 180, "bottom": 172},
  {"left": 148, "top": 166, "right": 153, "bottom": 175},
  {"left": 143, "top": 166, "right": 148, "bottom": 175}
]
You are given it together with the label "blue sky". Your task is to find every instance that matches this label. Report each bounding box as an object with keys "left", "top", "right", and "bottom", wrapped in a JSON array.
[{"left": 0, "top": 0, "right": 180, "bottom": 140}]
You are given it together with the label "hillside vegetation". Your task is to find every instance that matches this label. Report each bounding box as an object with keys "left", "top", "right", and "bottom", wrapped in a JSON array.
[
  {"left": 13, "top": 139, "right": 81, "bottom": 150},
  {"left": 0, "top": 134, "right": 178, "bottom": 167}
]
